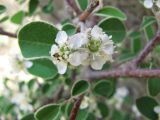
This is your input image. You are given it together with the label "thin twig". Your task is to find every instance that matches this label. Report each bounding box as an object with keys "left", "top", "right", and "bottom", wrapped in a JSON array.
[
  {"left": 69, "top": 94, "right": 84, "bottom": 120},
  {"left": 132, "top": 32, "right": 160, "bottom": 66},
  {"left": 89, "top": 69, "right": 160, "bottom": 79},
  {"left": 66, "top": 0, "right": 81, "bottom": 15},
  {"left": 0, "top": 27, "right": 17, "bottom": 38},
  {"left": 79, "top": 0, "right": 99, "bottom": 21}
]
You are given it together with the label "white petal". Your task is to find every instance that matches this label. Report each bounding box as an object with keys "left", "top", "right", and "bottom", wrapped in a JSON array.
[
  {"left": 68, "top": 33, "right": 88, "bottom": 49},
  {"left": 68, "top": 51, "right": 88, "bottom": 66},
  {"left": 156, "top": 0, "right": 160, "bottom": 8},
  {"left": 91, "top": 54, "right": 106, "bottom": 70},
  {"left": 55, "top": 31, "right": 68, "bottom": 46},
  {"left": 154, "top": 106, "right": 160, "bottom": 114},
  {"left": 50, "top": 44, "right": 59, "bottom": 56},
  {"left": 91, "top": 25, "right": 103, "bottom": 40},
  {"left": 101, "top": 33, "right": 110, "bottom": 42},
  {"left": 102, "top": 41, "right": 114, "bottom": 55},
  {"left": 144, "top": 0, "right": 153, "bottom": 8},
  {"left": 56, "top": 61, "right": 67, "bottom": 74}
]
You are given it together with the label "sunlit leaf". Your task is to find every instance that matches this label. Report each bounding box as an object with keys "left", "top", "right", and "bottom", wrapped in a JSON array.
[
  {"left": 18, "top": 21, "right": 58, "bottom": 58},
  {"left": 11, "top": 10, "right": 25, "bottom": 24}
]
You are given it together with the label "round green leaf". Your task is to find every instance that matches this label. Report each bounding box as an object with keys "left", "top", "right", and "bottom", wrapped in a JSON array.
[
  {"left": 148, "top": 78, "right": 160, "bottom": 97},
  {"left": 21, "top": 114, "right": 35, "bottom": 120},
  {"left": 0, "top": 5, "right": 6, "bottom": 14},
  {"left": 29, "top": 0, "right": 39, "bottom": 15},
  {"left": 35, "top": 104, "right": 60, "bottom": 120},
  {"left": 99, "top": 18, "right": 126, "bottom": 43},
  {"left": 96, "top": 6, "right": 127, "bottom": 21},
  {"left": 18, "top": 21, "right": 58, "bottom": 58},
  {"left": 75, "top": 0, "right": 88, "bottom": 11},
  {"left": 62, "top": 23, "right": 77, "bottom": 36},
  {"left": 11, "top": 10, "right": 25, "bottom": 24},
  {"left": 27, "top": 58, "right": 57, "bottom": 79},
  {"left": 93, "top": 80, "right": 115, "bottom": 98},
  {"left": 136, "top": 96, "right": 158, "bottom": 120},
  {"left": 71, "top": 80, "right": 89, "bottom": 96}
]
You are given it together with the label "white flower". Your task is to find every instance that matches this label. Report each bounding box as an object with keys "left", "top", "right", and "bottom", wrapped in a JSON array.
[
  {"left": 78, "top": 25, "right": 114, "bottom": 70},
  {"left": 50, "top": 26, "right": 114, "bottom": 73},
  {"left": 67, "top": 33, "right": 89, "bottom": 66},
  {"left": 50, "top": 31, "right": 69, "bottom": 74},
  {"left": 51, "top": 31, "right": 88, "bottom": 73},
  {"left": 144, "top": 0, "right": 153, "bottom": 8}
]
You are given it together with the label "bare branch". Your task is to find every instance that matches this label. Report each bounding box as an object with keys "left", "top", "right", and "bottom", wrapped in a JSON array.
[
  {"left": 89, "top": 69, "right": 160, "bottom": 79},
  {"left": 66, "top": 0, "right": 81, "bottom": 15},
  {"left": 69, "top": 94, "right": 84, "bottom": 120},
  {"left": 79, "top": 0, "right": 99, "bottom": 21},
  {"left": 132, "top": 32, "right": 160, "bottom": 66},
  {"left": 0, "top": 27, "right": 17, "bottom": 38}
]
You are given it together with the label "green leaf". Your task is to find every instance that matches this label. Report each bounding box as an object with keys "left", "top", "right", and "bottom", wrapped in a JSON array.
[
  {"left": 111, "top": 109, "right": 130, "bottom": 120},
  {"left": 0, "top": 16, "right": 9, "bottom": 23},
  {"left": 21, "top": 114, "right": 35, "bottom": 120},
  {"left": 11, "top": 10, "right": 25, "bottom": 24},
  {"left": 96, "top": 6, "right": 127, "bottom": 21},
  {"left": 129, "top": 31, "right": 142, "bottom": 54},
  {"left": 76, "top": 109, "right": 89, "bottom": 120},
  {"left": 62, "top": 23, "right": 77, "bottom": 36},
  {"left": 27, "top": 79, "right": 36, "bottom": 90},
  {"left": 99, "top": 18, "right": 126, "bottom": 43},
  {"left": 136, "top": 96, "right": 158, "bottom": 120},
  {"left": 27, "top": 58, "right": 57, "bottom": 79},
  {"left": 75, "top": 0, "right": 88, "bottom": 11},
  {"left": 18, "top": 21, "right": 58, "bottom": 58},
  {"left": 93, "top": 80, "right": 115, "bottom": 98},
  {"left": 97, "top": 102, "right": 109, "bottom": 118},
  {"left": 35, "top": 104, "right": 60, "bottom": 120},
  {"left": 29, "top": 0, "right": 39, "bottom": 15},
  {"left": 141, "top": 16, "right": 156, "bottom": 30},
  {"left": 148, "top": 78, "right": 160, "bottom": 97},
  {"left": 42, "top": 2, "right": 54, "bottom": 14},
  {"left": 144, "top": 25, "right": 155, "bottom": 41},
  {"left": 0, "top": 5, "right": 6, "bottom": 14},
  {"left": 71, "top": 80, "right": 89, "bottom": 96},
  {"left": 86, "top": 113, "right": 96, "bottom": 120}
]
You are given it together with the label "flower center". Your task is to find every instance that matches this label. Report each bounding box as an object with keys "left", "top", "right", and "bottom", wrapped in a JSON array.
[
  {"left": 53, "top": 45, "right": 71, "bottom": 61},
  {"left": 88, "top": 40, "right": 101, "bottom": 52}
]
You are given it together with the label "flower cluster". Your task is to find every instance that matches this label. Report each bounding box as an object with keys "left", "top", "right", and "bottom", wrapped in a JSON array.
[
  {"left": 143, "top": 0, "right": 160, "bottom": 8},
  {"left": 50, "top": 26, "right": 114, "bottom": 74}
]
